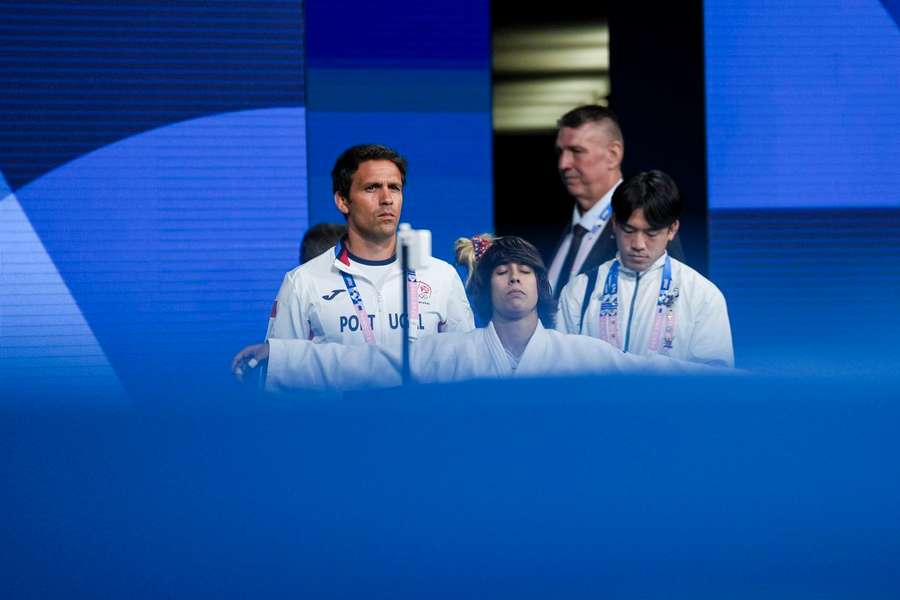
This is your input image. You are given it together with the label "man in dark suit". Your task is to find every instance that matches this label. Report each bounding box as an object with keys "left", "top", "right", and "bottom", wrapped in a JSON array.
[{"left": 548, "top": 105, "right": 684, "bottom": 298}]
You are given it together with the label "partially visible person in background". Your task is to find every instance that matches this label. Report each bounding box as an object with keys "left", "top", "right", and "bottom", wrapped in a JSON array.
[
  {"left": 549, "top": 105, "right": 685, "bottom": 299},
  {"left": 300, "top": 222, "right": 347, "bottom": 265}
]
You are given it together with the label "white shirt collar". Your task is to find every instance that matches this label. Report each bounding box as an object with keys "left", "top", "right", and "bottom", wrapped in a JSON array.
[{"left": 570, "top": 178, "right": 623, "bottom": 232}]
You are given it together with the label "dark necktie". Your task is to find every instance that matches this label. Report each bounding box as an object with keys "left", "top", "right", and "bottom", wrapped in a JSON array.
[{"left": 555, "top": 224, "right": 588, "bottom": 298}]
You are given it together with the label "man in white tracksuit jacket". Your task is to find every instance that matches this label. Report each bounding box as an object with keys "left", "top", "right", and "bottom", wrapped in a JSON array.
[
  {"left": 268, "top": 238, "right": 473, "bottom": 346},
  {"left": 266, "top": 144, "right": 474, "bottom": 350},
  {"left": 556, "top": 170, "right": 733, "bottom": 367},
  {"left": 234, "top": 237, "right": 730, "bottom": 391}
]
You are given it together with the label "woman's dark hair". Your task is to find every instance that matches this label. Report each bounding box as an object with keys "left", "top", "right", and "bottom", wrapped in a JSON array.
[{"left": 468, "top": 236, "right": 557, "bottom": 328}]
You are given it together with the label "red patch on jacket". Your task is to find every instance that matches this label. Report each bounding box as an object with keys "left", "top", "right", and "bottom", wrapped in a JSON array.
[{"left": 338, "top": 247, "right": 351, "bottom": 266}]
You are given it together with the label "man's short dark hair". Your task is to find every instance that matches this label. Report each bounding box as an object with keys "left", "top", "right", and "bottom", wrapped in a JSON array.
[
  {"left": 300, "top": 222, "right": 347, "bottom": 264},
  {"left": 557, "top": 105, "right": 623, "bottom": 142},
  {"left": 331, "top": 144, "right": 407, "bottom": 200},
  {"left": 611, "top": 170, "right": 683, "bottom": 230},
  {"left": 469, "top": 236, "right": 557, "bottom": 328}
]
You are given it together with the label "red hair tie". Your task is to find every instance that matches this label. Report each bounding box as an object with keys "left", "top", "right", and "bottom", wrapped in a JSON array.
[{"left": 472, "top": 235, "right": 493, "bottom": 262}]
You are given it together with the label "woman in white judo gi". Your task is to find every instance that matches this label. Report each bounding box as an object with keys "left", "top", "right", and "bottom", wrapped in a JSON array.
[{"left": 232, "top": 237, "right": 726, "bottom": 391}]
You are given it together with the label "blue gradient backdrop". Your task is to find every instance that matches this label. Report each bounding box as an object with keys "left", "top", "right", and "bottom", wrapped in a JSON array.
[
  {"left": 304, "top": 0, "right": 493, "bottom": 266},
  {"left": 0, "top": 0, "right": 493, "bottom": 399},
  {"left": 705, "top": 0, "right": 900, "bottom": 372}
]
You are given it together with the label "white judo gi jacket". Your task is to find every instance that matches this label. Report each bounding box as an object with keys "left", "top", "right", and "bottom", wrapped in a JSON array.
[
  {"left": 265, "top": 321, "right": 729, "bottom": 392},
  {"left": 557, "top": 253, "right": 734, "bottom": 367},
  {"left": 267, "top": 241, "right": 474, "bottom": 350}
]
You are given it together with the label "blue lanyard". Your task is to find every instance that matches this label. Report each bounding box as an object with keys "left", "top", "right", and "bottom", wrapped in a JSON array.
[
  {"left": 599, "top": 258, "right": 620, "bottom": 316},
  {"left": 593, "top": 203, "right": 613, "bottom": 232},
  {"left": 657, "top": 255, "right": 673, "bottom": 307},
  {"left": 599, "top": 254, "right": 675, "bottom": 351},
  {"left": 339, "top": 264, "right": 417, "bottom": 346},
  {"left": 578, "top": 202, "right": 612, "bottom": 236},
  {"left": 602, "top": 255, "right": 671, "bottom": 308},
  {"left": 340, "top": 271, "right": 366, "bottom": 309}
]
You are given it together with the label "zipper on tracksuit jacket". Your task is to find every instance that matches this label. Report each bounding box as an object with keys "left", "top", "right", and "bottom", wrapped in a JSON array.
[{"left": 623, "top": 272, "right": 641, "bottom": 353}]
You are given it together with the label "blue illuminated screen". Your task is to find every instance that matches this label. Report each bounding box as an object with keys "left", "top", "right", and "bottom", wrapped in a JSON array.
[
  {"left": 705, "top": 0, "right": 900, "bottom": 371},
  {"left": 0, "top": 2, "right": 308, "bottom": 400},
  {"left": 0, "top": 0, "right": 494, "bottom": 401}
]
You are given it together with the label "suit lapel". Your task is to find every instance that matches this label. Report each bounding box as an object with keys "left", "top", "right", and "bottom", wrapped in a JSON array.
[
  {"left": 548, "top": 224, "right": 571, "bottom": 266},
  {"left": 578, "top": 220, "right": 616, "bottom": 276}
]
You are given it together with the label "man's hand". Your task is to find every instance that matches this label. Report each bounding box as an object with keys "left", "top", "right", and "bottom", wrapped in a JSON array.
[{"left": 231, "top": 342, "right": 270, "bottom": 382}]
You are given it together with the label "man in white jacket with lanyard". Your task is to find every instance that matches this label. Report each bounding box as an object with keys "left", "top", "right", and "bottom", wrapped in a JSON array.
[
  {"left": 556, "top": 170, "right": 734, "bottom": 367},
  {"left": 266, "top": 144, "right": 474, "bottom": 350},
  {"left": 233, "top": 237, "right": 729, "bottom": 391}
]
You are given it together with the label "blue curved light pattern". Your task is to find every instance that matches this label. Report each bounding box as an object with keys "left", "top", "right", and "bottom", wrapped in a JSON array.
[
  {"left": 11, "top": 108, "right": 307, "bottom": 400},
  {"left": 1, "top": 175, "right": 125, "bottom": 401}
]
